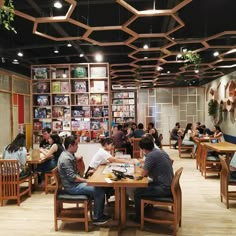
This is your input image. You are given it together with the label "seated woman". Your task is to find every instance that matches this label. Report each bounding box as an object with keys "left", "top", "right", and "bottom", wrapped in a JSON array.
[
  {"left": 213, "top": 125, "right": 225, "bottom": 142},
  {"left": 36, "top": 134, "right": 64, "bottom": 177},
  {"left": 2, "top": 133, "right": 29, "bottom": 177},
  {"left": 182, "top": 123, "right": 197, "bottom": 154}
]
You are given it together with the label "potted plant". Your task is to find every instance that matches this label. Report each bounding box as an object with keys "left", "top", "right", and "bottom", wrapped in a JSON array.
[
  {"left": 208, "top": 99, "right": 218, "bottom": 117},
  {"left": 0, "top": 0, "right": 16, "bottom": 33}
]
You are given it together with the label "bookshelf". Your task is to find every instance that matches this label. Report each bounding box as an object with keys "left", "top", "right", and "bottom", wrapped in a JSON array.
[
  {"left": 111, "top": 90, "right": 137, "bottom": 124},
  {"left": 31, "top": 63, "right": 110, "bottom": 144}
]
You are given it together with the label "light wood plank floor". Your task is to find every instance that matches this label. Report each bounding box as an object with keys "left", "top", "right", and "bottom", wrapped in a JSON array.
[{"left": 1, "top": 147, "right": 236, "bottom": 236}]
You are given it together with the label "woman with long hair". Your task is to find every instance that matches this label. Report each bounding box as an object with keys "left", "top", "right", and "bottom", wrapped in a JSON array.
[
  {"left": 3, "top": 133, "right": 29, "bottom": 176},
  {"left": 182, "top": 123, "right": 197, "bottom": 154},
  {"left": 213, "top": 125, "right": 225, "bottom": 142}
]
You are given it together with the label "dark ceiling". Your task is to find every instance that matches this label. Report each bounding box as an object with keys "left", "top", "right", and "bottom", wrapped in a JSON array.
[{"left": 0, "top": 0, "right": 236, "bottom": 88}]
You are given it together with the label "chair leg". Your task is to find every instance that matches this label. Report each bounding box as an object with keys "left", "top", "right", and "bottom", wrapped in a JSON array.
[
  {"left": 84, "top": 200, "right": 89, "bottom": 232},
  {"left": 140, "top": 200, "right": 145, "bottom": 230}
]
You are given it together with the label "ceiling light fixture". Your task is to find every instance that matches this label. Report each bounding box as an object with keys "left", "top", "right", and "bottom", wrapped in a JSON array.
[
  {"left": 54, "top": 48, "right": 59, "bottom": 53},
  {"left": 17, "top": 51, "right": 23, "bottom": 57},
  {"left": 67, "top": 42, "right": 72, "bottom": 47},
  {"left": 156, "top": 66, "right": 163, "bottom": 71},
  {"left": 213, "top": 51, "right": 219, "bottom": 57},
  {"left": 195, "top": 69, "right": 199, "bottom": 73},
  {"left": 143, "top": 44, "right": 149, "bottom": 49},
  {"left": 144, "top": 56, "right": 148, "bottom": 59},
  {"left": 54, "top": 1, "right": 62, "bottom": 9},
  {"left": 12, "top": 59, "right": 19, "bottom": 64},
  {"left": 95, "top": 53, "right": 103, "bottom": 62},
  {"left": 79, "top": 53, "right": 84, "bottom": 57}
]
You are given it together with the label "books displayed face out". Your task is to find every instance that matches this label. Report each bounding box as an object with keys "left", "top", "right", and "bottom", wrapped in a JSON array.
[
  {"left": 71, "top": 66, "right": 87, "bottom": 78},
  {"left": 52, "top": 106, "right": 71, "bottom": 118},
  {"left": 36, "top": 95, "right": 50, "bottom": 106},
  {"left": 52, "top": 81, "right": 70, "bottom": 93},
  {"left": 90, "top": 94, "right": 102, "bottom": 105},
  {"left": 90, "top": 66, "right": 107, "bottom": 78},
  {"left": 52, "top": 120, "right": 62, "bottom": 131},
  {"left": 36, "top": 82, "right": 50, "bottom": 93},
  {"left": 73, "top": 81, "right": 87, "bottom": 93},
  {"left": 91, "top": 106, "right": 109, "bottom": 117},
  {"left": 33, "top": 68, "right": 48, "bottom": 79},
  {"left": 77, "top": 94, "right": 89, "bottom": 105},
  {"left": 90, "top": 80, "right": 105, "bottom": 93},
  {"left": 53, "top": 95, "right": 70, "bottom": 105},
  {"left": 52, "top": 68, "right": 69, "bottom": 79},
  {"left": 34, "top": 107, "right": 51, "bottom": 119},
  {"left": 72, "top": 106, "right": 90, "bottom": 118},
  {"left": 71, "top": 118, "right": 90, "bottom": 131}
]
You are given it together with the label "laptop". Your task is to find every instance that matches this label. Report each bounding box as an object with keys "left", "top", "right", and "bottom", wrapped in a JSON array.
[{"left": 210, "top": 138, "right": 219, "bottom": 144}]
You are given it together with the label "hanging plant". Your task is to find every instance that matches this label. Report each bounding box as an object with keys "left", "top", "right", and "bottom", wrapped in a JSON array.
[
  {"left": 182, "top": 50, "right": 201, "bottom": 67},
  {"left": 0, "top": 0, "right": 16, "bottom": 33},
  {"left": 208, "top": 99, "right": 218, "bottom": 117}
]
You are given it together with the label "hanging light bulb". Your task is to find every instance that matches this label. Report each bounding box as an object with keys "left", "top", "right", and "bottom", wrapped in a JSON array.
[{"left": 54, "top": 1, "right": 62, "bottom": 9}]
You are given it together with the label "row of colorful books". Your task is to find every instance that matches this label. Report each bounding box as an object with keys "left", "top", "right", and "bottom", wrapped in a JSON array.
[
  {"left": 112, "top": 105, "right": 135, "bottom": 112},
  {"left": 113, "top": 111, "right": 135, "bottom": 117},
  {"left": 34, "top": 94, "right": 109, "bottom": 106},
  {"left": 112, "top": 99, "right": 135, "bottom": 105},
  {"left": 33, "top": 119, "right": 108, "bottom": 131},
  {"left": 113, "top": 92, "right": 135, "bottom": 99},
  {"left": 33, "top": 66, "right": 107, "bottom": 80}
]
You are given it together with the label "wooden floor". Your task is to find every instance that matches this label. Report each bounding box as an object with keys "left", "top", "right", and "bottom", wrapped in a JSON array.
[{"left": 1, "top": 147, "right": 236, "bottom": 236}]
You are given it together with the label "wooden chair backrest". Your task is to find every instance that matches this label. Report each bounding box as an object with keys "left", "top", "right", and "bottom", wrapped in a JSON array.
[
  {"left": 0, "top": 160, "right": 20, "bottom": 198},
  {"left": 219, "top": 156, "right": 229, "bottom": 183},
  {"left": 171, "top": 167, "right": 183, "bottom": 221},
  {"left": 77, "top": 159, "right": 85, "bottom": 177},
  {"left": 132, "top": 138, "right": 142, "bottom": 159}
]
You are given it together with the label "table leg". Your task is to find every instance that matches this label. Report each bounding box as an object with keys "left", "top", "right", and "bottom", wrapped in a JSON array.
[
  {"left": 120, "top": 187, "right": 126, "bottom": 228},
  {"left": 114, "top": 186, "right": 120, "bottom": 220}
]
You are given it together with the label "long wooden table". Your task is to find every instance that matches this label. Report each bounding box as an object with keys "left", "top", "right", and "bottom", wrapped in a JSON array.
[
  {"left": 87, "top": 164, "right": 148, "bottom": 228},
  {"left": 204, "top": 141, "right": 236, "bottom": 154}
]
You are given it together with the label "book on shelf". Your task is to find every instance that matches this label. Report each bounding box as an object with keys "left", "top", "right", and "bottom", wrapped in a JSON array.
[
  {"left": 71, "top": 66, "right": 87, "bottom": 78},
  {"left": 42, "top": 121, "right": 52, "bottom": 129},
  {"left": 90, "top": 94, "right": 102, "bottom": 105},
  {"left": 63, "top": 107, "right": 71, "bottom": 119},
  {"left": 72, "top": 106, "right": 90, "bottom": 118},
  {"left": 74, "top": 81, "right": 87, "bottom": 92},
  {"left": 91, "top": 106, "right": 103, "bottom": 117},
  {"left": 100, "top": 120, "right": 108, "bottom": 131},
  {"left": 53, "top": 95, "right": 70, "bottom": 105},
  {"left": 91, "top": 119, "right": 101, "bottom": 130},
  {"left": 52, "top": 106, "right": 64, "bottom": 118},
  {"left": 71, "top": 118, "right": 90, "bottom": 131},
  {"left": 71, "top": 120, "right": 80, "bottom": 131},
  {"left": 36, "top": 95, "right": 50, "bottom": 106},
  {"left": 93, "top": 80, "right": 105, "bottom": 92},
  {"left": 61, "top": 81, "right": 70, "bottom": 93},
  {"left": 33, "top": 68, "right": 48, "bottom": 79},
  {"left": 36, "top": 82, "right": 49, "bottom": 93},
  {"left": 103, "top": 107, "right": 109, "bottom": 117},
  {"left": 77, "top": 94, "right": 89, "bottom": 105},
  {"left": 34, "top": 107, "right": 47, "bottom": 119},
  {"left": 129, "top": 99, "right": 134, "bottom": 104},
  {"left": 62, "top": 120, "right": 71, "bottom": 131},
  {"left": 55, "top": 69, "right": 69, "bottom": 79},
  {"left": 33, "top": 121, "right": 42, "bottom": 131},
  {"left": 90, "top": 66, "right": 107, "bottom": 78},
  {"left": 52, "top": 81, "right": 61, "bottom": 93},
  {"left": 101, "top": 94, "right": 108, "bottom": 105},
  {"left": 52, "top": 120, "right": 62, "bottom": 131},
  {"left": 129, "top": 92, "right": 134, "bottom": 98}
]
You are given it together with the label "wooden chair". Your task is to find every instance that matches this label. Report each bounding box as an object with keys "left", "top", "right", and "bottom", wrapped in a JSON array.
[
  {"left": 132, "top": 138, "right": 142, "bottom": 159},
  {"left": 0, "top": 160, "right": 32, "bottom": 206},
  {"left": 53, "top": 167, "right": 93, "bottom": 232},
  {"left": 169, "top": 131, "right": 176, "bottom": 149},
  {"left": 201, "top": 145, "right": 221, "bottom": 178},
  {"left": 195, "top": 141, "right": 202, "bottom": 170},
  {"left": 111, "top": 147, "right": 127, "bottom": 156},
  {"left": 177, "top": 136, "right": 193, "bottom": 158},
  {"left": 45, "top": 171, "right": 56, "bottom": 194},
  {"left": 140, "top": 167, "right": 183, "bottom": 236},
  {"left": 219, "top": 156, "right": 236, "bottom": 208}
]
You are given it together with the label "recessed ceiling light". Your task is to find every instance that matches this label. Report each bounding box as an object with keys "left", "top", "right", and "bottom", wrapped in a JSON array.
[
  {"left": 79, "top": 53, "right": 84, "bottom": 57},
  {"left": 144, "top": 56, "right": 148, "bottom": 59},
  {"left": 67, "top": 43, "right": 72, "bottom": 47},
  {"left": 167, "top": 71, "right": 170, "bottom": 74},
  {"left": 195, "top": 69, "right": 199, "bottom": 73},
  {"left": 17, "top": 51, "right": 23, "bottom": 57},
  {"left": 213, "top": 51, "right": 219, "bottom": 57},
  {"left": 12, "top": 59, "right": 19, "bottom": 64},
  {"left": 95, "top": 53, "right": 103, "bottom": 62},
  {"left": 54, "top": 48, "right": 59, "bottom": 53},
  {"left": 177, "top": 53, "right": 182, "bottom": 58},
  {"left": 143, "top": 44, "right": 149, "bottom": 49},
  {"left": 156, "top": 66, "right": 163, "bottom": 71},
  {"left": 54, "top": 1, "right": 62, "bottom": 9}
]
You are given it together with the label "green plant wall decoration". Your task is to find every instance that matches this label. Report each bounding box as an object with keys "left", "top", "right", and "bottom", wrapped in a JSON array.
[
  {"left": 0, "top": 0, "right": 16, "bottom": 33},
  {"left": 208, "top": 99, "right": 218, "bottom": 117}
]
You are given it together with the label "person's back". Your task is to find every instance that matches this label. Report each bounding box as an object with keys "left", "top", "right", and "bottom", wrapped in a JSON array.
[
  {"left": 112, "top": 125, "right": 126, "bottom": 148},
  {"left": 132, "top": 123, "right": 145, "bottom": 138},
  {"left": 144, "top": 149, "right": 173, "bottom": 188}
]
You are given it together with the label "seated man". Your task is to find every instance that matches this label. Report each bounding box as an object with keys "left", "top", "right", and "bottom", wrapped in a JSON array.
[
  {"left": 131, "top": 136, "right": 174, "bottom": 223},
  {"left": 171, "top": 122, "right": 180, "bottom": 149},
  {"left": 57, "top": 135, "right": 111, "bottom": 225}
]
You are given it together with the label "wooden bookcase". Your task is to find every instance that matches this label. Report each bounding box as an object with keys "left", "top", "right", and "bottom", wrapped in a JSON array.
[
  {"left": 111, "top": 90, "right": 137, "bottom": 125},
  {"left": 31, "top": 63, "right": 110, "bottom": 144}
]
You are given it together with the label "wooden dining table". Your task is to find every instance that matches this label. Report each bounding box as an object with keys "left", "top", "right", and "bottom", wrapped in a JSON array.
[
  {"left": 87, "top": 164, "right": 148, "bottom": 228},
  {"left": 204, "top": 141, "right": 236, "bottom": 154}
]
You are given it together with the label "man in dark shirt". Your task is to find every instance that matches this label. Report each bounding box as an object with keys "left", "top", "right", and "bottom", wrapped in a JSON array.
[
  {"left": 39, "top": 127, "right": 51, "bottom": 149},
  {"left": 132, "top": 137, "right": 173, "bottom": 223},
  {"left": 57, "top": 135, "right": 111, "bottom": 225},
  {"left": 171, "top": 122, "right": 180, "bottom": 149}
]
